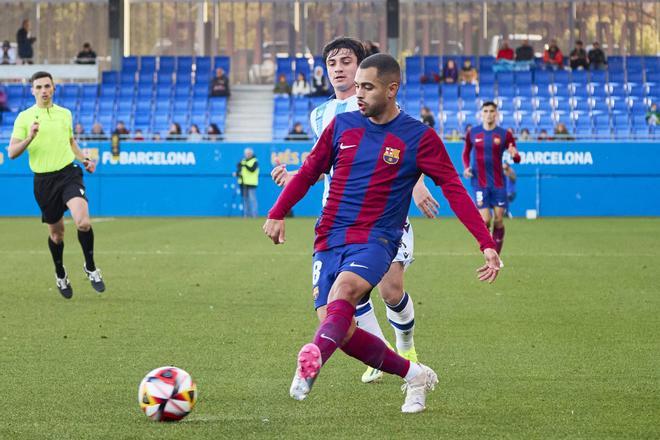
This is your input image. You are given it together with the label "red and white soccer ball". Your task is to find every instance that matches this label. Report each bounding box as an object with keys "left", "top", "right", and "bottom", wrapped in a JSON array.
[{"left": 138, "top": 366, "right": 197, "bottom": 422}]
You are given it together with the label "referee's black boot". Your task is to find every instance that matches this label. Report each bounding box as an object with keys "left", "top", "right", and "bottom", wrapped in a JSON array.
[
  {"left": 83, "top": 264, "right": 106, "bottom": 293},
  {"left": 55, "top": 270, "right": 73, "bottom": 299}
]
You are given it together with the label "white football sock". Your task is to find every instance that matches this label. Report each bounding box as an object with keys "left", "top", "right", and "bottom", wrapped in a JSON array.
[
  {"left": 355, "top": 298, "right": 388, "bottom": 343},
  {"left": 386, "top": 292, "right": 415, "bottom": 352}
]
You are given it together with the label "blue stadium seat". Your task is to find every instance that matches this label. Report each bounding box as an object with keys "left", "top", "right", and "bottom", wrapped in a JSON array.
[
  {"left": 102, "top": 71, "right": 119, "bottom": 85},
  {"left": 122, "top": 56, "right": 138, "bottom": 73},
  {"left": 120, "top": 71, "right": 136, "bottom": 85},
  {"left": 608, "top": 71, "right": 625, "bottom": 84},
  {"left": 422, "top": 83, "right": 440, "bottom": 102},
  {"left": 209, "top": 98, "right": 227, "bottom": 112},
  {"left": 191, "top": 100, "right": 208, "bottom": 113},
  {"left": 627, "top": 69, "right": 644, "bottom": 85},
  {"left": 478, "top": 70, "right": 495, "bottom": 88},
  {"left": 140, "top": 56, "right": 157, "bottom": 73},
  {"left": 98, "top": 98, "right": 114, "bottom": 113},
  {"left": 589, "top": 69, "right": 607, "bottom": 85},
  {"left": 478, "top": 56, "right": 495, "bottom": 72},
  {"left": 276, "top": 57, "right": 294, "bottom": 83},
  {"left": 405, "top": 56, "right": 422, "bottom": 83},
  {"left": 159, "top": 56, "right": 176, "bottom": 74},
  {"left": 294, "top": 57, "right": 311, "bottom": 79},
  {"left": 61, "top": 84, "right": 81, "bottom": 99},
  {"left": 590, "top": 84, "right": 609, "bottom": 99},
  {"left": 157, "top": 71, "right": 174, "bottom": 86},
  {"left": 118, "top": 86, "right": 134, "bottom": 100},
  {"left": 571, "top": 70, "right": 588, "bottom": 86},
  {"left": 79, "top": 99, "right": 97, "bottom": 113},
  {"left": 534, "top": 70, "right": 553, "bottom": 87},
  {"left": 116, "top": 99, "right": 133, "bottom": 113},
  {"left": 195, "top": 56, "right": 212, "bottom": 76},
  {"left": 213, "top": 56, "right": 230, "bottom": 73},
  {"left": 423, "top": 56, "right": 440, "bottom": 78},
  {"left": 81, "top": 84, "right": 98, "bottom": 99},
  {"left": 515, "top": 71, "right": 533, "bottom": 88}
]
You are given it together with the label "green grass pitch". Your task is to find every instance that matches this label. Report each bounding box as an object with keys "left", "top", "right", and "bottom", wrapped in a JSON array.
[{"left": 1, "top": 217, "right": 658, "bottom": 439}]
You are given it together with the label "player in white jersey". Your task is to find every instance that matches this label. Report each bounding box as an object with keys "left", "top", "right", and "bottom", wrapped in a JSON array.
[{"left": 272, "top": 37, "right": 440, "bottom": 383}]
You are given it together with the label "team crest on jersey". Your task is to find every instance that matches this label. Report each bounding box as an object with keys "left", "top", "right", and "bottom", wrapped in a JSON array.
[
  {"left": 493, "top": 136, "right": 501, "bottom": 145},
  {"left": 383, "top": 147, "right": 400, "bottom": 164}
]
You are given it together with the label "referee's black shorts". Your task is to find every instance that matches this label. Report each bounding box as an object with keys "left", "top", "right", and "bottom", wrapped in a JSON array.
[{"left": 33, "top": 163, "right": 88, "bottom": 224}]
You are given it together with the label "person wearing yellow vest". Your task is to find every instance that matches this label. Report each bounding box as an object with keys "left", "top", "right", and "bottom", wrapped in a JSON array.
[
  {"left": 237, "top": 147, "right": 259, "bottom": 217},
  {"left": 8, "top": 71, "right": 105, "bottom": 298}
]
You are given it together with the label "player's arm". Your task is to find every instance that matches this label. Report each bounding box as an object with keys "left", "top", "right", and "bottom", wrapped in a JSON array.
[
  {"left": 412, "top": 175, "right": 440, "bottom": 218},
  {"left": 505, "top": 130, "right": 521, "bottom": 163},
  {"left": 462, "top": 130, "right": 473, "bottom": 178},
  {"left": 264, "top": 119, "right": 336, "bottom": 245},
  {"left": 69, "top": 137, "right": 96, "bottom": 173},
  {"left": 8, "top": 117, "right": 38, "bottom": 159},
  {"left": 417, "top": 128, "right": 501, "bottom": 282}
]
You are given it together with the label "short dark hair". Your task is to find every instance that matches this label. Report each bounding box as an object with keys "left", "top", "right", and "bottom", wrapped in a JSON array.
[
  {"left": 322, "top": 37, "right": 367, "bottom": 65},
  {"left": 359, "top": 53, "right": 401, "bottom": 83},
  {"left": 481, "top": 101, "right": 497, "bottom": 110},
  {"left": 30, "top": 71, "right": 53, "bottom": 84}
]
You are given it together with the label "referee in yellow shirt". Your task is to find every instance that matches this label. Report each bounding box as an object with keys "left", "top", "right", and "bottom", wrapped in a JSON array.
[{"left": 8, "top": 71, "right": 105, "bottom": 298}]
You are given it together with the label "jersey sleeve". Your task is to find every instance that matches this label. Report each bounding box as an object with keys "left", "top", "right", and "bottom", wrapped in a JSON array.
[
  {"left": 462, "top": 129, "right": 472, "bottom": 169},
  {"left": 309, "top": 107, "right": 320, "bottom": 140},
  {"left": 417, "top": 128, "right": 496, "bottom": 252},
  {"left": 67, "top": 109, "right": 73, "bottom": 138},
  {"left": 505, "top": 129, "right": 516, "bottom": 149},
  {"left": 10, "top": 111, "right": 28, "bottom": 140},
  {"left": 269, "top": 118, "right": 336, "bottom": 219}
]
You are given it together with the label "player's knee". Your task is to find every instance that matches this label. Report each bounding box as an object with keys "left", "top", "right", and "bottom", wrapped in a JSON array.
[
  {"left": 49, "top": 231, "right": 64, "bottom": 243},
  {"left": 76, "top": 217, "right": 92, "bottom": 231},
  {"left": 493, "top": 218, "right": 504, "bottom": 228},
  {"left": 330, "top": 280, "right": 363, "bottom": 303},
  {"left": 379, "top": 280, "right": 404, "bottom": 305}
]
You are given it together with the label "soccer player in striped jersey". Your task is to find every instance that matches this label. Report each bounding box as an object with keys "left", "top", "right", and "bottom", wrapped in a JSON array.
[
  {"left": 264, "top": 53, "right": 502, "bottom": 413},
  {"left": 272, "top": 37, "right": 440, "bottom": 384},
  {"left": 462, "top": 102, "right": 521, "bottom": 254}
]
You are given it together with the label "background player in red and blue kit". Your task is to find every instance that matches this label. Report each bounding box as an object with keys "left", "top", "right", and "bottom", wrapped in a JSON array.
[
  {"left": 263, "top": 54, "right": 503, "bottom": 413},
  {"left": 462, "top": 102, "right": 520, "bottom": 254}
]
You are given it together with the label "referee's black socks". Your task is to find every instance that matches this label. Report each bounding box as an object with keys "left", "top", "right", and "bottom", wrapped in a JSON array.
[
  {"left": 48, "top": 237, "right": 66, "bottom": 278},
  {"left": 77, "top": 228, "right": 96, "bottom": 272}
]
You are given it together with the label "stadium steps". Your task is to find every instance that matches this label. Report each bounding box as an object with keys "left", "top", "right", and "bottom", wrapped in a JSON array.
[{"left": 223, "top": 85, "right": 273, "bottom": 141}]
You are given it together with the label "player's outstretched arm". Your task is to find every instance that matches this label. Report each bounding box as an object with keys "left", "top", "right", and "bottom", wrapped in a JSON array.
[
  {"left": 412, "top": 175, "right": 440, "bottom": 218},
  {"left": 263, "top": 219, "right": 285, "bottom": 244}
]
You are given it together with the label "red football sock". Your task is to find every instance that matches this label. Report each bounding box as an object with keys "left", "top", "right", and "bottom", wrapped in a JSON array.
[
  {"left": 341, "top": 327, "right": 411, "bottom": 378},
  {"left": 493, "top": 225, "right": 505, "bottom": 254},
  {"left": 313, "top": 299, "right": 355, "bottom": 364}
]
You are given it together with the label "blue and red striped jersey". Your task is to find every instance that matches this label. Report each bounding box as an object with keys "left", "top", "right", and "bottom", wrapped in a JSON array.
[
  {"left": 269, "top": 110, "right": 495, "bottom": 253},
  {"left": 462, "top": 126, "right": 516, "bottom": 188}
]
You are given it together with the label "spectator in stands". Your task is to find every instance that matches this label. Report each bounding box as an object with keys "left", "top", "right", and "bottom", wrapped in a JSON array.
[
  {"left": 285, "top": 122, "right": 311, "bottom": 141},
  {"left": 274, "top": 73, "right": 291, "bottom": 97},
  {"left": 569, "top": 40, "right": 589, "bottom": 70},
  {"left": 73, "top": 123, "right": 85, "bottom": 140},
  {"left": 206, "top": 123, "right": 222, "bottom": 141},
  {"left": 442, "top": 59, "right": 458, "bottom": 84},
  {"left": 519, "top": 128, "right": 531, "bottom": 140},
  {"left": 16, "top": 19, "right": 36, "bottom": 64},
  {"left": 646, "top": 103, "right": 659, "bottom": 126},
  {"left": 187, "top": 124, "right": 203, "bottom": 142},
  {"left": 209, "top": 67, "right": 230, "bottom": 97},
  {"left": 543, "top": 39, "right": 564, "bottom": 70},
  {"left": 515, "top": 39, "right": 535, "bottom": 62},
  {"left": 553, "top": 122, "right": 574, "bottom": 141},
  {"left": 166, "top": 122, "right": 182, "bottom": 140},
  {"left": 459, "top": 59, "right": 478, "bottom": 85},
  {"left": 588, "top": 41, "right": 607, "bottom": 70},
  {"left": 152, "top": 133, "right": 162, "bottom": 141},
  {"left": 497, "top": 40, "right": 514, "bottom": 61},
  {"left": 133, "top": 129, "right": 145, "bottom": 141},
  {"left": 420, "top": 106, "right": 435, "bottom": 129},
  {"left": 291, "top": 73, "right": 311, "bottom": 97},
  {"left": 89, "top": 123, "right": 107, "bottom": 140},
  {"left": 537, "top": 129, "right": 549, "bottom": 141},
  {"left": 1, "top": 40, "right": 16, "bottom": 65},
  {"left": 363, "top": 40, "right": 380, "bottom": 57},
  {"left": 75, "top": 42, "right": 97, "bottom": 65},
  {"left": 310, "top": 66, "right": 329, "bottom": 97},
  {"left": 113, "top": 121, "right": 130, "bottom": 138}
]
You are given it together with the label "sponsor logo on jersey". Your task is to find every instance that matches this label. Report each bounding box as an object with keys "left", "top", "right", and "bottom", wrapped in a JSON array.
[{"left": 383, "top": 147, "right": 400, "bottom": 164}]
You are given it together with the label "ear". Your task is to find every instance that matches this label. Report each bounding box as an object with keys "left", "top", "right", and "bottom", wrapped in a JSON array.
[{"left": 388, "top": 82, "right": 399, "bottom": 99}]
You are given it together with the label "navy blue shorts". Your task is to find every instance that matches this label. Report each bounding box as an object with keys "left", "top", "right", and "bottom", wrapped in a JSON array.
[
  {"left": 311, "top": 242, "right": 398, "bottom": 310},
  {"left": 472, "top": 186, "right": 508, "bottom": 210}
]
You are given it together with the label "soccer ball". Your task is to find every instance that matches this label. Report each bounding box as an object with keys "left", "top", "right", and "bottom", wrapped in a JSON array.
[{"left": 138, "top": 366, "right": 197, "bottom": 422}]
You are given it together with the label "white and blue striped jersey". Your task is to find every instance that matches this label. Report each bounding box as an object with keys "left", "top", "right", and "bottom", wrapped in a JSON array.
[{"left": 309, "top": 95, "right": 359, "bottom": 206}]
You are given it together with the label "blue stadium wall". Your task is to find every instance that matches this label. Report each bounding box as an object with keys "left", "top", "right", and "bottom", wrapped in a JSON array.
[{"left": 1, "top": 141, "right": 659, "bottom": 217}]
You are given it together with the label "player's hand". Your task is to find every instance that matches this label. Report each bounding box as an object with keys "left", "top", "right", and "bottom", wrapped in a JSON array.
[
  {"left": 83, "top": 158, "right": 96, "bottom": 173},
  {"left": 412, "top": 183, "right": 440, "bottom": 218},
  {"left": 476, "top": 248, "right": 502, "bottom": 283},
  {"left": 263, "top": 218, "right": 285, "bottom": 244},
  {"left": 509, "top": 147, "right": 521, "bottom": 163},
  {"left": 29, "top": 122, "right": 39, "bottom": 139},
  {"left": 463, "top": 167, "right": 473, "bottom": 178},
  {"left": 271, "top": 164, "right": 288, "bottom": 187}
]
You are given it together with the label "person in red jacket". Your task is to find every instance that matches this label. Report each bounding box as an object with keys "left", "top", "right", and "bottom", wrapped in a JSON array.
[
  {"left": 496, "top": 40, "right": 514, "bottom": 61},
  {"left": 543, "top": 39, "right": 564, "bottom": 70}
]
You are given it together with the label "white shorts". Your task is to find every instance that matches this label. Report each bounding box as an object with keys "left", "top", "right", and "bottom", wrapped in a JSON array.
[{"left": 393, "top": 218, "right": 414, "bottom": 270}]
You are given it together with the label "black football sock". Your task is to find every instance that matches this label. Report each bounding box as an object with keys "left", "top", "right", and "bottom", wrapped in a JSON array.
[
  {"left": 77, "top": 228, "right": 96, "bottom": 272},
  {"left": 48, "top": 237, "right": 66, "bottom": 278}
]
